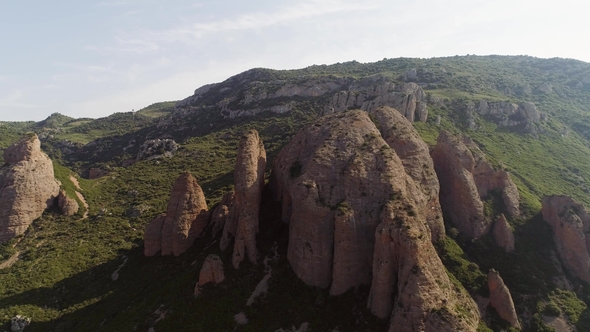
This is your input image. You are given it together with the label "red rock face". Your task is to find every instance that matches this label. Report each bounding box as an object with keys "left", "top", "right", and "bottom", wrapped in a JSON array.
[
  {"left": 493, "top": 214, "right": 515, "bottom": 252},
  {"left": 232, "top": 130, "right": 266, "bottom": 268},
  {"left": 432, "top": 131, "right": 520, "bottom": 240},
  {"left": 0, "top": 134, "right": 60, "bottom": 243},
  {"left": 488, "top": 269, "right": 521, "bottom": 329},
  {"left": 143, "top": 172, "right": 209, "bottom": 256},
  {"left": 369, "top": 106, "right": 444, "bottom": 242},
  {"left": 219, "top": 130, "right": 266, "bottom": 269},
  {"left": 542, "top": 195, "right": 590, "bottom": 283},
  {"left": 432, "top": 131, "right": 488, "bottom": 239},
  {"left": 270, "top": 110, "right": 479, "bottom": 330},
  {"left": 370, "top": 203, "right": 480, "bottom": 332}
]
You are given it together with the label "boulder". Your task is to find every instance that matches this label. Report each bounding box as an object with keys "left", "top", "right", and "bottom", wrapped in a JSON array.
[
  {"left": 194, "top": 254, "right": 225, "bottom": 296},
  {"left": 542, "top": 195, "right": 590, "bottom": 283},
  {"left": 0, "top": 134, "right": 60, "bottom": 243},
  {"left": 270, "top": 111, "right": 479, "bottom": 330},
  {"left": 488, "top": 269, "right": 521, "bottom": 329},
  {"left": 143, "top": 172, "right": 209, "bottom": 256},
  {"left": 57, "top": 189, "right": 79, "bottom": 217},
  {"left": 221, "top": 130, "right": 266, "bottom": 269}
]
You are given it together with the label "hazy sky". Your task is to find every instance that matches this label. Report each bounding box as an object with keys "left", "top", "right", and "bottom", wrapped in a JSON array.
[{"left": 1, "top": 0, "right": 588, "bottom": 121}]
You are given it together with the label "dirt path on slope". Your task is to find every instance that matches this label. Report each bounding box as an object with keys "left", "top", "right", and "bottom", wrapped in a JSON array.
[
  {"left": 70, "top": 175, "right": 89, "bottom": 219},
  {"left": 0, "top": 251, "right": 20, "bottom": 270}
]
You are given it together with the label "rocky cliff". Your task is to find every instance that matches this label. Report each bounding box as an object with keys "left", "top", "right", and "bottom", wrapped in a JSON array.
[
  {"left": 166, "top": 70, "right": 430, "bottom": 127},
  {"left": 432, "top": 131, "right": 519, "bottom": 239},
  {"left": 144, "top": 172, "right": 209, "bottom": 256},
  {"left": 270, "top": 110, "right": 478, "bottom": 330},
  {"left": 222, "top": 130, "right": 266, "bottom": 269},
  {"left": 542, "top": 195, "right": 590, "bottom": 283},
  {"left": 368, "top": 106, "right": 444, "bottom": 241},
  {"left": 323, "top": 81, "right": 429, "bottom": 122},
  {"left": 0, "top": 134, "right": 60, "bottom": 243},
  {"left": 488, "top": 269, "right": 521, "bottom": 329}
]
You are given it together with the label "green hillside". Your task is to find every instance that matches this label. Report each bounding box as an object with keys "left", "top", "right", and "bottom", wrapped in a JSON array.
[{"left": 2, "top": 55, "right": 590, "bottom": 331}]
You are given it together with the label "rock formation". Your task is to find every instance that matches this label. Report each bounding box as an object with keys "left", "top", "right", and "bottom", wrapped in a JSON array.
[
  {"left": 136, "top": 139, "right": 179, "bottom": 161},
  {"left": 270, "top": 110, "right": 479, "bottom": 330},
  {"left": 542, "top": 195, "right": 590, "bottom": 283},
  {"left": 488, "top": 269, "right": 521, "bottom": 329},
  {"left": 493, "top": 214, "right": 515, "bottom": 252},
  {"left": 143, "top": 172, "right": 209, "bottom": 256},
  {"left": 170, "top": 70, "right": 430, "bottom": 124},
  {"left": 432, "top": 131, "right": 519, "bottom": 239},
  {"left": 368, "top": 106, "right": 444, "bottom": 241},
  {"left": 194, "top": 254, "right": 225, "bottom": 296},
  {"left": 220, "top": 130, "right": 266, "bottom": 269},
  {"left": 210, "top": 191, "right": 235, "bottom": 237},
  {"left": 431, "top": 131, "right": 488, "bottom": 239},
  {"left": 324, "top": 81, "right": 428, "bottom": 122},
  {"left": 467, "top": 137, "right": 520, "bottom": 217},
  {"left": 57, "top": 189, "right": 79, "bottom": 216},
  {"left": 144, "top": 213, "right": 166, "bottom": 257},
  {"left": 0, "top": 134, "right": 60, "bottom": 243}
]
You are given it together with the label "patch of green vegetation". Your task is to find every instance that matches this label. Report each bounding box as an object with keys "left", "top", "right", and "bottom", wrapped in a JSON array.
[{"left": 436, "top": 237, "right": 487, "bottom": 296}]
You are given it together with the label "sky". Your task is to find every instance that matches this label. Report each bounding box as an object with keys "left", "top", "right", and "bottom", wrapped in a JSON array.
[{"left": 0, "top": 0, "right": 588, "bottom": 121}]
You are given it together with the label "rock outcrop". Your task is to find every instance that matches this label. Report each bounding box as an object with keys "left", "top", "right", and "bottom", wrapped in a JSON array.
[
  {"left": 467, "top": 137, "right": 520, "bottom": 217},
  {"left": 324, "top": 82, "right": 429, "bottom": 122},
  {"left": 220, "top": 130, "right": 266, "bottom": 269},
  {"left": 194, "top": 254, "right": 225, "bottom": 296},
  {"left": 493, "top": 214, "right": 515, "bottom": 252},
  {"left": 270, "top": 110, "right": 479, "bottom": 330},
  {"left": 0, "top": 134, "right": 60, "bottom": 243},
  {"left": 469, "top": 100, "right": 545, "bottom": 134},
  {"left": 488, "top": 269, "right": 521, "bottom": 329},
  {"left": 143, "top": 172, "right": 209, "bottom": 256},
  {"left": 136, "top": 139, "right": 179, "bottom": 161},
  {"left": 542, "top": 195, "right": 590, "bottom": 283},
  {"left": 368, "top": 106, "right": 444, "bottom": 241},
  {"left": 211, "top": 191, "right": 235, "bottom": 237},
  {"left": 57, "top": 189, "right": 79, "bottom": 216},
  {"left": 431, "top": 131, "right": 488, "bottom": 239},
  {"left": 170, "top": 70, "right": 429, "bottom": 124},
  {"left": 432, "top": 131, "right": 519, "bottom": 239}
]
